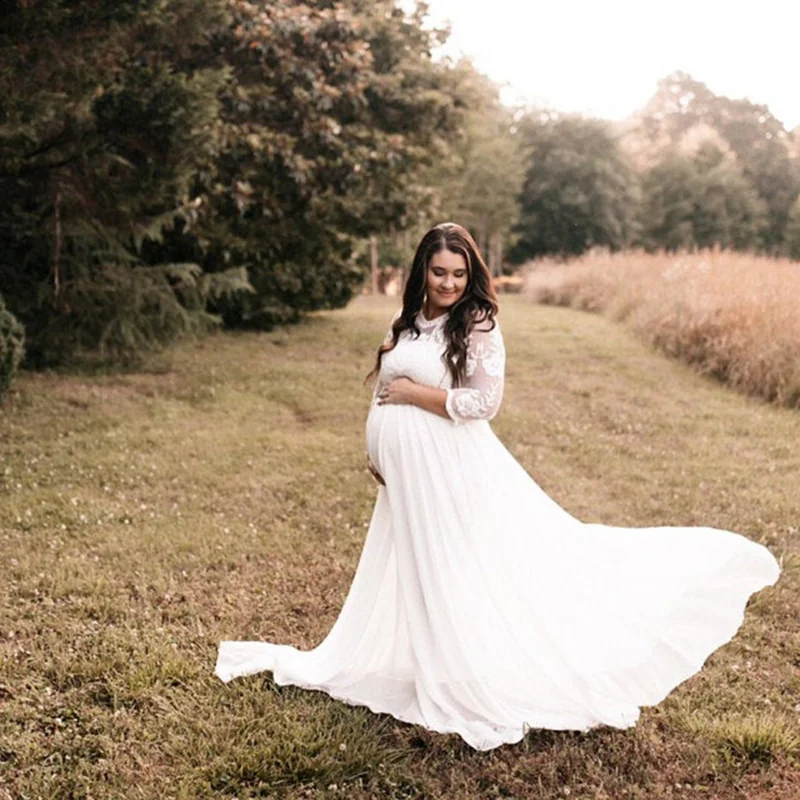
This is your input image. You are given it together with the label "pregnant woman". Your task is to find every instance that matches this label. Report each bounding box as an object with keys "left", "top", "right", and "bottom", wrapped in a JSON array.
[{"left": 215, "top": 222, "right": 781, "bottom": 751}]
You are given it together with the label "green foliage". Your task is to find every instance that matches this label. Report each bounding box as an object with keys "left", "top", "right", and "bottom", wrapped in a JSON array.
[
  {"left": 430, "top": 64, "right": 525, "bottom": 273},
  {"left": 191, "top": 0, "right": 467, "bottom": 328},
  {"left": 511, "top": 115, "right": 641, "bottom": 261},
  {"left": 0, "top": 0, "right": 234, "bottom": 366},
  {"left": 0, "top": 294, "right": 25, "bottom": 401},
  {"left": 0, "top": 0, "right": 469, "bottom": 362},
  {"left": 639, "top": 154, "right": 698, "bottom": 251},
  {"left": 636, "top": 72, "right": 800, "bottom": 253},
  {"left": 691, "top": 143, "right": 766, "bottom": 249},
  {"left": 786, "top": 195, "right": 800, "bottom": 260},
  {"left": 31, "top": 263, "right": 229, "bottom": 367},
  {"left": 514, "top": 75, "right": 797, "bottom": 261},
  {"left": 639, "top": 145, "right": 766, "bottom": 251}
]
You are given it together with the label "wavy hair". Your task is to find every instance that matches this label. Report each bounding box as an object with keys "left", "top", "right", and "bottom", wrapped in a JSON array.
[{"left": 364, "top": 222, "right": 499, "bottom": 389}]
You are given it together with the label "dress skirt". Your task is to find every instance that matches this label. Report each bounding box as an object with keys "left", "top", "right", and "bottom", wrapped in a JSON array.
[{"left": 215, "top": 401, "right": 781, "bottom": 751}]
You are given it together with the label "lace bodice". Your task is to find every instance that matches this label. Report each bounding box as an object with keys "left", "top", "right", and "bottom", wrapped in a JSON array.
[{"left": 370, "top": 308, "right": 505, "bottom": 424}]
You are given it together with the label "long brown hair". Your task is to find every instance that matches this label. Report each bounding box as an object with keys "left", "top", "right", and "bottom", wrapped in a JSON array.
[{"left": 364, "top": 222, "right": 499, "bottom": 389}]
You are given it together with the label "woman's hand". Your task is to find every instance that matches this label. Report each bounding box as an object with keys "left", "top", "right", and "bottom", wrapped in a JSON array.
[
  {"left": 366, "top": 454, "right": 386, "bottom": 486},
  {"left": 377, "top": 376, "right": 418, "bottom": 406}
]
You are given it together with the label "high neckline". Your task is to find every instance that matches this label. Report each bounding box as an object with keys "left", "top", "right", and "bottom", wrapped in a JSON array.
[{"left": 419, "top": 307, "right": 449, "bottom": 325}]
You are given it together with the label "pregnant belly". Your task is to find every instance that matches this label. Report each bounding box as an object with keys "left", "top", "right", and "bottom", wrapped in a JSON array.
[
  {"left": 366, "top": 402, "right": 434, "bottom": 478},
  {"left": 366, "top": 401, "right": 499, "bottom": 510},
  {"left": 366, "top": 403, "right": 397, "bottom": 478},
  {"left": 366, "top": 400, "right": 480, "bottom": 481}
]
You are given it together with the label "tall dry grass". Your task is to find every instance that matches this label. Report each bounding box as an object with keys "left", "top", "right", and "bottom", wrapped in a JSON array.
[{"left": 524, "top": 249, "right": 800, "bottom": 407}]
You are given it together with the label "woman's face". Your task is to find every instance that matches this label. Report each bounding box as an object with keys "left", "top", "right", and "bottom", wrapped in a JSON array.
[{"left": 425, "top": 248, "right": 468, "bottom": 313}]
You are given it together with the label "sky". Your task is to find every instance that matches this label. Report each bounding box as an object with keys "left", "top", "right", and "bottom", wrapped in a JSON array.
[{"left": 413, "top": 0, "right": 800, "bottom": 130}]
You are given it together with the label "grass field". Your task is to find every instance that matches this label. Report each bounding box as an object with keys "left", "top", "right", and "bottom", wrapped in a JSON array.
[{"left": 1, "top": 294, "right": 798, "bottom": 799}]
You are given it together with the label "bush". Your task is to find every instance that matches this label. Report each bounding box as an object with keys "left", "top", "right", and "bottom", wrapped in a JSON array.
[{"left": 0, "top": 294, "right": 25, "bottom": 402}]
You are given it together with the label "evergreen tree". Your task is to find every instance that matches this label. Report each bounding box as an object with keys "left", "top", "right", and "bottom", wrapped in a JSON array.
[
  {"left": 0, "top": 0, "right": 234, "bottom": 365},
  {"left": 0, "top": 293, "right": 24, "bottom": 402}
]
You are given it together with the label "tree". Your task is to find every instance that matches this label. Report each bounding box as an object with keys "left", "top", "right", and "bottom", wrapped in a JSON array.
[
  {"left": 638, "top": 154, "right": 698, "bottom": 251},
  {"left": 691, "top": 143, "right": 765, "bottom": 250},
  {"left": 191, "top": 0, "right": 468, "bottom": 328},
  {"left": 510, "top": 114, "right": 640, "bottom": 261},
  {"left": 786, "top": 195, "right": 800, "bottom": 260},
  {"left": 634, "top": 72, "right": 800, "bottom": 253},
  {"left": 0, "top": 294, "right": 24, "bottom": 402},
  {"left": 639, "top": 144, "right": 766, "bottom": 252},
  {"left": 0, "top": 0, "right": 235, "bottom": 365},
  {"left": 431, "top": 62, "right": 525, "bottom": 275}
]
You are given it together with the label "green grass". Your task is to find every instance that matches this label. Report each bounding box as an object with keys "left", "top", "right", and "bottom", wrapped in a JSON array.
[{"left": 1, "top": 294, "right": 797, "bottom": 799}]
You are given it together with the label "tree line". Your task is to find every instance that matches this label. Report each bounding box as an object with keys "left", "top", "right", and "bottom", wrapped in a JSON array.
[
  {"left": 511, "top": 73, "right": 800, "bottom": 263},
  {"left": 1, "top": 3, "right": 798, "bottom": 399}
]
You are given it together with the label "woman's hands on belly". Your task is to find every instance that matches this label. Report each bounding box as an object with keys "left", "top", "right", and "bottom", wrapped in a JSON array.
[
  {"left": 378, "top": 376, "right": 449, "bottom": 421},
  {"left": 376, "top": 376, "right": 418, "bottom": 406}
]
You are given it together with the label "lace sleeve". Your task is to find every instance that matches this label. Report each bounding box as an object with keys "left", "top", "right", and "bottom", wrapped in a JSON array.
[{"left": 444, "top": 320, "right": 505, "bottom": 424}]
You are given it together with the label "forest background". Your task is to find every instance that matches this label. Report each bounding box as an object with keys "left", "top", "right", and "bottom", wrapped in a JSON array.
[{"left": 1, "top": 0, "right": 799, "bottom": 391}]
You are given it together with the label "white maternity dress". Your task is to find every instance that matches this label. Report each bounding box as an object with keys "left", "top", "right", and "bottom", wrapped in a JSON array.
[{"left": 215, "top": 307, "right": 781, "bottom": 751}]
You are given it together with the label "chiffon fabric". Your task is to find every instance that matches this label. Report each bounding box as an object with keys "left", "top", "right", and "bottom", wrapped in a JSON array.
[{"left": 215, "top": 307, "right": 781, "bottom": 751}]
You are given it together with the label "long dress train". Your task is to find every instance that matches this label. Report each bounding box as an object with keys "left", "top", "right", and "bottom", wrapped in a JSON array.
[{"left": 215, "top": 307, "right": 781, "bottom": 751}]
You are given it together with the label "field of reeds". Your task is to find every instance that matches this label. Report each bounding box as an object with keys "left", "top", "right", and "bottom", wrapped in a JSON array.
[
  {"left": 523, "top": 250, "right": 800, "bottom": 408},
  {"left": 1, "top": 294, "right": 798, "bottom": 799}
]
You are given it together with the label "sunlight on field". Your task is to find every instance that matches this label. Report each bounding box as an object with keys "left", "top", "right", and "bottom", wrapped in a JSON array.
[
  {"left": 524, "top": 250, "right": 800, "bottom": 408},
  {"left": 1, "top": 295, "right": 798, "bottom": 798}
]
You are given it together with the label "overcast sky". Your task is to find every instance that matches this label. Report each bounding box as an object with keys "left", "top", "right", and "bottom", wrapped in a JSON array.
[{"left": 413, "top": 0, "right": 800, "bottom": 130}]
